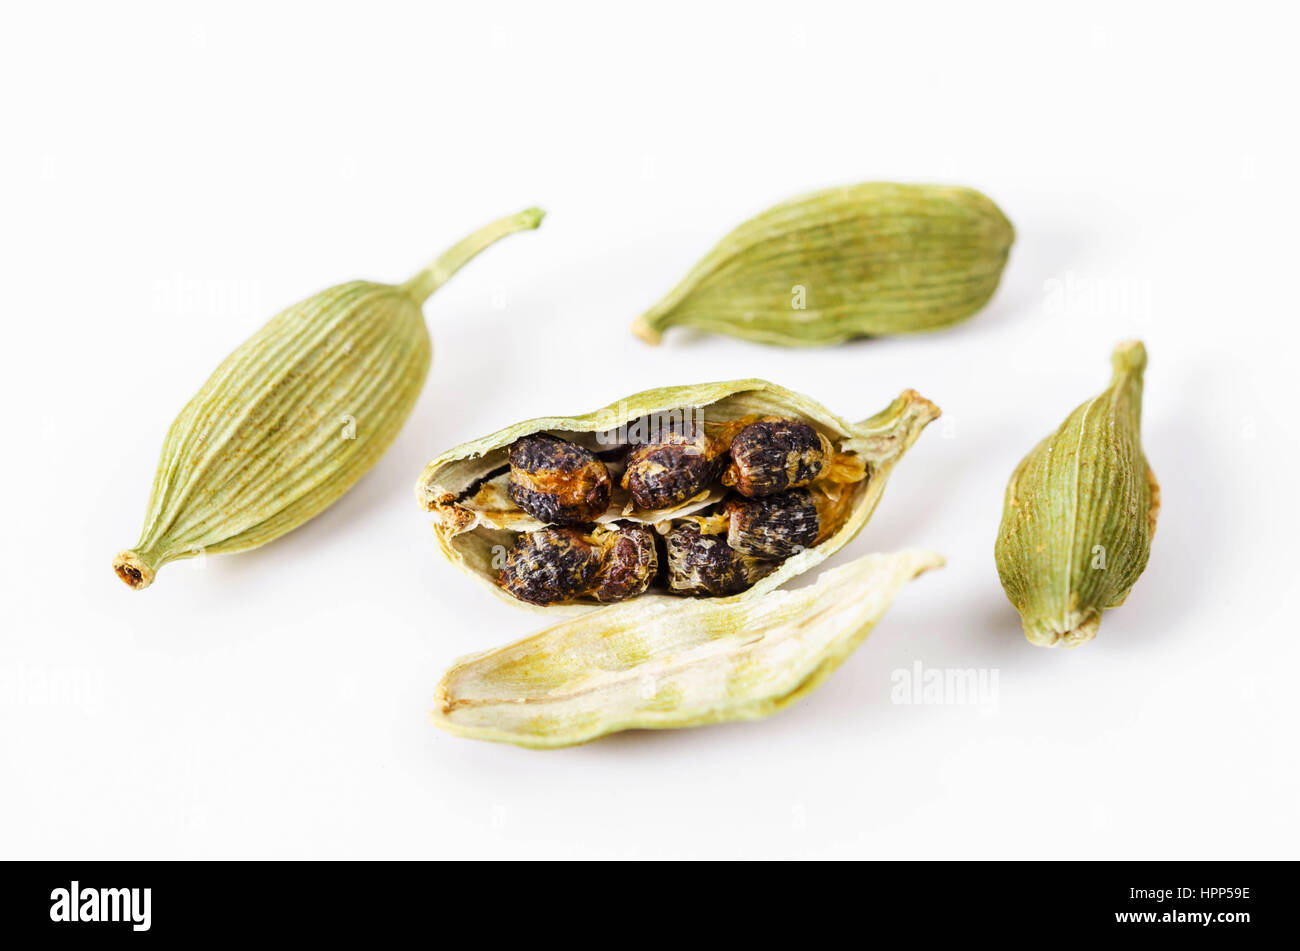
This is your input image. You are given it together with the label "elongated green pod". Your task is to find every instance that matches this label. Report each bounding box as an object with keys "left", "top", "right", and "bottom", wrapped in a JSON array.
[
  {"left": 995, "top": 341, "right": 1159, "bottom": 646},
  {"left": 632, "top": 183, "right": 1013, "bottom": 347},
  {"left": 416, "top": 379, "right": 940, "bottom": 614},
  {"left": 433, "top": 549, "right": 943, "bottom": 748},
  {"left": 114, "top": 207, "right": 544, "bottom": 589}
]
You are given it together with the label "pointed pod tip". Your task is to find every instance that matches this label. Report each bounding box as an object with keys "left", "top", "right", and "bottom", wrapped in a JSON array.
[
  {"left": 910, "top": 549, "right": 947, "bottom": 574},
  {"left": 517, "top": 207, "right": 546, "bottom": 230},
  {"left": 1111, "top": 339, "right": 1147, "bottom": 378},
  {"left": 113, "top": 550, "right": 156, "bottom": 590},
  {"left": 898, "top": 388, "right": 942, "bottom": 422},
  {"left": 630, "top": 316, "right": 663, "bottom": 346}
]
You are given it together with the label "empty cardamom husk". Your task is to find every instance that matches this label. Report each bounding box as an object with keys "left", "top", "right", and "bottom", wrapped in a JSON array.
[
  {"left": 632, "top": 183, "right": 1014, "bottom": 347},
  {"left": 433, "top": 549, "right": 944, "bottom": 748},
  {"left": 114, "top": 207, "right": 544, "bottom": 589},
  {"left": 995, "top": 341, "right": 1159, "bottom": 646}
]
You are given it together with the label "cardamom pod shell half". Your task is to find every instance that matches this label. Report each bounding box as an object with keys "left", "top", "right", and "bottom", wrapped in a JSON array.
[
  {"left": 415, "top": 379, "right": 939, "bottom": 614},
  {"left": 631, "top": 183, "right": 1014, "bottom": 347},
  {"left": 432, "top": 549, "right": 943, "bottom": 748},
  {"left": 994, "top": 341, "right": 1159, "bottom": 647},
  {"left": 114, "top": 207, "right": 544, "bottom": 590}
]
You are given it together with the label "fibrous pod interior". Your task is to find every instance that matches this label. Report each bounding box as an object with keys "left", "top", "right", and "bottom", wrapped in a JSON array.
[{"left": 432, "top": 549, "right": 946, "bottom": 748}]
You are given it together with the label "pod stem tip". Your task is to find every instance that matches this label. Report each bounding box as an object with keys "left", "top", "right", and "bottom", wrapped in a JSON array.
[
  {"left": 517, "top": 206, "right": 546, "bottom": 230},
  {"left": 630, "top": 315, "right": 663, "bottom": 345},
  {"left": 403, "top": 205, "right": 547, "bottom": 305},
  {"left": 113, "top": 550, "right": 156, "bottom": 590},
  {"left": 1111, "top": 339, "right": 1147, "bottom": 378},
  {"left": 1024, "top": 613, "right": 1100, "bottom": 648}
]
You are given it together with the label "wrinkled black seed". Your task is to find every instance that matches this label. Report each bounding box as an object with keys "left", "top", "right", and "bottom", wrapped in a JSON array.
[
  {"left": 725, "top": 418, "right": 826, "bottom": 498},
  {"left": 589, "top": 522, "right": 659, "bottom": 603},
  {"left": 507, "top": 433, "right": 611, "bottom": 525},
  {"left": 498, "top": 527, "right": 601, "bottom": 605},
  {"left": 726, "top": 489, "right": 819, "bottom": 559},
  {"left": 664, "top": 522, "right": 776, "bottom": 597},
  {"left": 622, "top": 417, "right": 725, "bottom": 510}
]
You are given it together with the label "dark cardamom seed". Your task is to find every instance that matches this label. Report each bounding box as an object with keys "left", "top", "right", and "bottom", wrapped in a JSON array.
[
  {"left": 723, "top": 417, "right": 828, "bottom": 497},
  {"left": 622, "top": 416, "right": 726, "bottom": 509},
  {"left": 588, "top": 522, "right": 659, "bottom": 603},
  {"left": 665, "top": 522, "right": 775, "bottom": 596},
  {"left": 498, "top": 527, "right": 601, "bottom": 605},
  {"left": 508, "top": 433, "right": 611, "bottom": 525},
  {"left": 725, "top": 489, "right": 819, "bottom": 559}
]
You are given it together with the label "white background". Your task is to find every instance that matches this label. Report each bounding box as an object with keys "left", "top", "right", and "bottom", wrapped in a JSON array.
[{"left": 2, "top": 1, "right": 1296, "bottom": 859}]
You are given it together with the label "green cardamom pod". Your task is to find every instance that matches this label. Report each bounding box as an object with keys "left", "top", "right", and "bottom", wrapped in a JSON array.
[
  {"left": 994, "top": 341, "right": 1160, "bottom": 646},
  {"left": 416, "top": 379, "right": 939, "bottom": 614},
  {"left": 114, "top": 207, "right": 544, "bottom": 590},
  {"left": 433, "top": 549, "right": 944, "bottom": 748},
  {"left": 631, "top": 183, "right": 1014, "bottom": 347}
]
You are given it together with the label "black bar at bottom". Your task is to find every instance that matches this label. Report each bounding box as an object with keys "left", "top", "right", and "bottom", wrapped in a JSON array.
[{"left": 0, "top": 860, "right": 1285, "bottom": 940}]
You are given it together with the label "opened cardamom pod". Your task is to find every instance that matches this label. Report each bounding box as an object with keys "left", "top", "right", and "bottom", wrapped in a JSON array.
[
  {"left": 113, "top": 207, "right": 544, "bottom": 590},
  {"left": 432, "top": 549, "right": 944, "bottom": 748},
  {"left": 631, "top": 183, "right": 1014, "bottom": 347},
  {"left": 415, "top": 379, "right": 939, "bottom": 614},
  {"left": 995, "top": 341, "right": 1159, "bottom": 647}
]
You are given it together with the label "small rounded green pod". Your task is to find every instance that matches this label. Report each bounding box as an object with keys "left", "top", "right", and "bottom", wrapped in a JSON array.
[{"left": 995, "top": 341, "right": 1160, "bottom": 647}]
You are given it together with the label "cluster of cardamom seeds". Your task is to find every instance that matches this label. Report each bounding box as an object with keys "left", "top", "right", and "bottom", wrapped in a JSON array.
[{"left": 496, "top": 415, "right": 861, "bottom": 605}]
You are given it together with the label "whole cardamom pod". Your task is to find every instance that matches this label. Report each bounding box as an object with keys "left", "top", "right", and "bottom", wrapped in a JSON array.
[
  {"left": 994, "top": 341, "right": 1159, "bottom": 646},
  {"left": 631, "top": 183, "right": 1014, "bottom": 347},
  {"left": 114, "top": 207, "right": 544, "bottom": 590}
]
